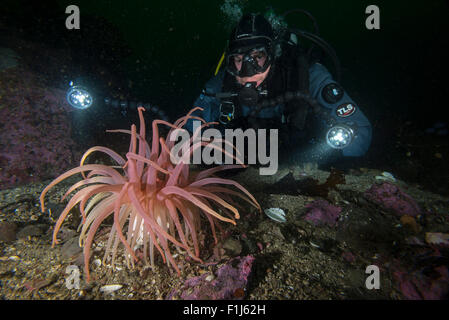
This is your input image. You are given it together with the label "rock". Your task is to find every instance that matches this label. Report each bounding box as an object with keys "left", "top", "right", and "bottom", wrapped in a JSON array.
[
  {"left": 425, "top": 232, "right": 449, "bottom": 246},
  {"left": 400, "top": 215, "right": 421, "bottom": 234},
  {"left": 17, "top": 224, "right": 46, "bottom": 239},
  {"left": 304, "top": 199, "right": 342, "bottom": 226},
  {"left": 222, "top": 238, "right": 242, "bottom": 256},
  {"left": 0, "top": 65, "right": 80, "bottom": 190},
  {"left": 336, "top": 207, "right": 398, "bottom": 252},
  {"left": 394, "top": 265, "right": 449, "bottom": 300},
  {"left": 166, "top": 255, "right": 255, "bottom": 300},
  {"left": 0, "top": 221, "right": 17, "bottom": 242},
  {"left": 364, "top": 182, "right": 421, "bottom": 217}
]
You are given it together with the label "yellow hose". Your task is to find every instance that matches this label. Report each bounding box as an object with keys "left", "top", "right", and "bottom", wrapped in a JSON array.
[{"left": 215, "top": 52, "right": 226, "bottom": 76}]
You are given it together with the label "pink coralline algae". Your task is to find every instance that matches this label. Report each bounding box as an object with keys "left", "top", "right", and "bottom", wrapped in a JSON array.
[
  {"left": 394, "top": 265, "right": 449, "bottom": 300},
  {"left": 304, "top": 199, "right": 342, "bottom": 226},
  {"left": 364, "top": 182, "right": 421, "bottom": 217},
  {"left": 166, "top": 255, "right": 255, "bottom": 300},
  {"left": 0, "top": 66, "right": 80, "bottom": 190}
]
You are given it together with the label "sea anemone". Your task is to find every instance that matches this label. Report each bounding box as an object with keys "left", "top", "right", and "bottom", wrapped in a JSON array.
[{"left": 40, "top": 107, "right": 261, "bottom": 282}]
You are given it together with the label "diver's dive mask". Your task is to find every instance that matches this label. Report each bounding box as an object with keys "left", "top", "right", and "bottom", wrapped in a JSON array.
[{"left": 226, "top": 47, "right": 272, "bottom": 78}]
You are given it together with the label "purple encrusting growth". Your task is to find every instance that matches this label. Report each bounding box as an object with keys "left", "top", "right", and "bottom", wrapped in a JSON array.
[
  {"left": 364, "top": 182, "right": 421, "bottom": 216},
  {"left": 0, "top": 68, "right": 79, "bottom": 189},
  {"left": 304, "top": 199, "right": 342, "bottom": 226},
  {"left": 167, "top": 255, "right": 255, "bottom": 300},
  {"left": 394, "top": 264, "right": 449, "bottom": 299}
]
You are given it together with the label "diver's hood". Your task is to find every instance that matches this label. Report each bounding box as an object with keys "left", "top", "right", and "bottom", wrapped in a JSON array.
[{"left": 228, "top": 13, "right": 274, "bottom": 55}]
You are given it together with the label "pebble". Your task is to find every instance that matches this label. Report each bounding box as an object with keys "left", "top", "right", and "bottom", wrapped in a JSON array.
[
  {"left": 222, "top": 238, "right": 242, "bottom": 256},
  {"left": 205, "top": 274, "right": 215, "bottom": 282},
  {"left": 100, "top": 284, "right": 123, "bottom": 294},
  {"left": 93, "top": 259, "right": 102, "bottom": 267}
]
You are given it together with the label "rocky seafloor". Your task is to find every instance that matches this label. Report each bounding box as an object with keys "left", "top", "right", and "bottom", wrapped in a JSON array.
[{"left": 1, "top": 163, "right": 448, "bottom": 300}]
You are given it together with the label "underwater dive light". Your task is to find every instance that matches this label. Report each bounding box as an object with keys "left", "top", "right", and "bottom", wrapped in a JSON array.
[
  {"left": 66, "top": 81, "right": 93, "bottom": 110},
  {"left": 325, "top": 124, "right": 354, "bottom": 149}
]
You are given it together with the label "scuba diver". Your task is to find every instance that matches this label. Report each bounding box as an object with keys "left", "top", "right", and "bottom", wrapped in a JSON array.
[{"left": 186, "top": 12, "right": 372, "bottom": 164}]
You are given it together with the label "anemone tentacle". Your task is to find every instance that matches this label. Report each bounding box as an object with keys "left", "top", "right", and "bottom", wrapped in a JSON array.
[{"left": 40, "top": 107, "right": 260, "bottom": 282}]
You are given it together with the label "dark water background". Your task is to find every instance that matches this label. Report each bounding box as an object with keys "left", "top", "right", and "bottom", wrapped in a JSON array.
[
  {"left": 5, "top": 0, "right": 447, "bottom": 123},
  {"left": 78, "top": 0, "right": 446, "bottom": 126}
]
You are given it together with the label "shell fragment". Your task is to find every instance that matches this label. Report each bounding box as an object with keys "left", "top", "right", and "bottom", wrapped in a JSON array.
[
  {"left": 425, "top": 232, "right": 449, "bottom": 246},
  {"left": 264, "top": 208, "right": 286, "bottom": 223},
  {"left": 100, "top": 284, "right": 123, "bottom": 294},
  {"left": 375, "top": 171, "right": 396, "bottom": 182}
]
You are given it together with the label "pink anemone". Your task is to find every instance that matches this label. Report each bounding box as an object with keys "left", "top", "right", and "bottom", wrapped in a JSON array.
[{"left": 40, "top": 107, "right": 261, "bottom": 282}]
